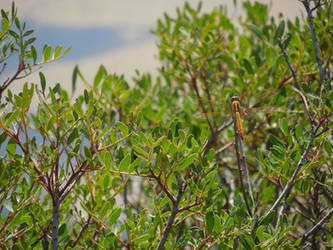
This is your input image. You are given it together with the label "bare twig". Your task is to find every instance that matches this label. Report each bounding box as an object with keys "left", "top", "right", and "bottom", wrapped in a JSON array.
[
  {"left": 185, "top": 61, "right": 213, "bottom": 132},
  {"left": 301, "top": 0, "right": 326, "bottom": 83},
  {"left": 30, "top": 222, "right": 51, "bottom": 248},
  {"left": 233, "top": 129, "right": 252, "bottom": 216},
  {"left": 68, "top": 215, "right": 92, "bottom": 248},
  {"left": 238, "top": 136, "right": 254, "bottom": 206},
  {"left": 265, "top": 128, "right": 317, "bottom": 216},
  {"left": 277, "top": 39, "right": 301, "bottom": 90},
  {"left": 215, "top": 140, "right": 234, "bottom": 155},
  {"left": 230, "top": 97, "right": 253, "bottom": 215},
  {"left": 204, "top": 119, "right": 233, "bottom": 156},
  {"left": 275, "top": 196, "right": 288, "bottom": 228},
  {"left": 312, "top": 168, "right": 333, "bottom": 205},
  {"left": 200, "top": 71, "right": 217, "bottom": 130},
  {"left": 277, "top": 39, "right": 315, "bottom": 123},
  {"left": 301, "top": 207, "right": 333, "bottom": 244},
  {"left": 293, "top": 205, "right": 333, "bottom": 235}
]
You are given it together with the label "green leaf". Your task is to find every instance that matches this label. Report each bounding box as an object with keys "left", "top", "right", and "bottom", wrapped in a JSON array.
[
  {"left": 133, "top": 234, "right": 150, "bottom": 243},
  {"left": 43, "top": 45, "right": 52, "bottom": 61},
  {"left": 274, "top": 20, "right": 285, "bottom": 43},
  {"left": 133, "top": 145, "right": 148, "bottom": 158},
  {"left": 279, "top": 117, "right": 288, "bottom": 135},
  {"left": 11, "top": 2, "right": 15, "bottom": 21},
  {"left": 6, "top": 139, "right": 16, "bottom": 155},
  {"left": 117, "top": 121, "right": 129, "bottom": 136},
  {"left": 256, "top": 225, "right": 265, "bottom": 242},
  {"left": 269, "top": 134, "right": 285, "bottom": 149},
  {"left": 104, "top": 151, "right": 111, "bottom": 169},
  {"left": 54, "top": 45, "right": 63, "bottom": 59},
  {"left": 74, "top": 101, "right": 83, "bottom": 116},
  {"left": 175, "top": 153, "right": 196, "bottom": 171},
  {"left": 59, "top": 224, "right": 67, "bottom": 236},
  {"left": 1, "top": 9, "right": 8, "bottom": 20},
  {"left": 83, "top": 145, "right": 91, "bottom": 159},
  {"left": 242, "top": 58, "right": 254, "bottom": 74},
  {"left": 62, "top": 46, "right": 71, "bottom": 57},
  {"left": 67, "top": 128, "right": 79, "bottom": 145},
  {"left": 23, "top": 29, "right": 34, "bottom": 37},
  {"left": 0, "top": 132, "right": 8, "bottom": 147},
  {"left": 129, "top": 158, "right": 141, "bottom": 173},
  {"left": 8, "top": 30, "right": 18, "bottom": 39},
  {"left": 214, "top": 215, "right": 222, "bottom": 233},
  {"left": 8, "top": 214, "right": 31, "bottom": 231},
  {"left": 247, "top": 24, "right": 263, "bottom": 40},
  {"left": 94, "top": 65, "right": 106, "bottom": 88},
  {"left": 260, "top": 212, "right": 275, "bottom": 225},
  {"left": 1, "top": 18, "right": 9, "bottom": 31},
  {"left": 5, "top": 110, "right": 19, "bottom": 126},
  {"left": 294, "top": 238, "right": 302, "bottom": 246},
  {"left": 84, "top": 89, "right": 89, "bottom": 104},
  {"left": 119, "top": 154, "right": 131, "bottom": 172},
  {"left": 221, "top": 54, "right": 235, "bottom": 70},
  {"left": 39, "top": 72, "right": 46, "bottom": 93},
  {"left": 205, "top": 149, "right": 215, "bottom": 162},
  {"left": 205, "top": 211, "right": 214, "bottom": 234},
  {"left": 14, "top": 17, "right": 20, "bottom": 30},
  {"left": 283, "top": 33, "right": 292, "bottom": 48},
  {"left": 25, "top": 38, "right": 36, "bottom": 48},
  {"left": 324, "top": 139, "right": 332, "bottom": 155},
  {"left": 103, "top": 174, "right": 110, "bottom": 191},
  {"left": 109, "top": 208, "right": 121, "bottom": 225},
  {"left": 72, "top": 65, "right": 79, "bottom": 93},
  {"left": 31, "top": 45, "right": 37, "bottom": 63},
  {"left": 295, "top": 124, "right": 302, "bottom": 139}
]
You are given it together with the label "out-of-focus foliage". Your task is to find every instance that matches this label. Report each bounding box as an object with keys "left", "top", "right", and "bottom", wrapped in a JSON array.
[
  {"left": 0, "top": 1, "right": 332, "bottom": 249},
  {"left": 0, "top": 2, "right": 70, "bottom": 102}
]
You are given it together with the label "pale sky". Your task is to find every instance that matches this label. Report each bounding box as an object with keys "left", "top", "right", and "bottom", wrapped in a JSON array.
[{"left": 1, "top": 0, "right": 304, "bottom": 97}]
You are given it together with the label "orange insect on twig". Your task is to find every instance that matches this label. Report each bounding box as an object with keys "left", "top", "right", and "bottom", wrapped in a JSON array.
[{"left": 231, "top": 96, "right": 244, "bottom": 139}]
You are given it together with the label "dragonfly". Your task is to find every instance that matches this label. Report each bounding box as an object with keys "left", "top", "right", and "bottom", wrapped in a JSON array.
[{"left": 231, "top": 96, "right": 245, "bottom": 139}]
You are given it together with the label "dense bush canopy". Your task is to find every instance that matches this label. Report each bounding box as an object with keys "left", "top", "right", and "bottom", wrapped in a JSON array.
[{"left": 0, "top": 1, "right": 332, "bottom": 249}]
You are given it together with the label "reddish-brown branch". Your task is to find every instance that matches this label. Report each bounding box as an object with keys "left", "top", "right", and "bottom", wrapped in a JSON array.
[
  {"left": 58, "top": 160, "right": 88, "bottom": 200},
  {"left": 149, "top": 167, "right": 175, "bottom": 203},
  {"left": 178, "top": 198, "right": 201, "bottom": 213}
]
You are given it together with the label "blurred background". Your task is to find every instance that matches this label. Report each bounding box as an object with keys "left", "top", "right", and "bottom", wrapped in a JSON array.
[{"left": 1, "top": 0, "right": 304, "bottom": 94}]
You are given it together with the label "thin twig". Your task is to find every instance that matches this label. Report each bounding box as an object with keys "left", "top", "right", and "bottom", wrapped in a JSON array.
[
  {"left": 204, "top": 119, "right": 233, "bottom": 156},
  {"left": 301, "top": 207, "right": 333, "bottom": 244},
  {"left": 69, "top": 215, "right": 92, "bottom": 248},
  {"left": 215, "top": 140, "right": 234, "bottom": 155},
  {"left": 265, "top": 128, "right": 317, "bottom": 216},
  {"left": 200, "top": 71, "right": 217, "bottom": 130},
  {"left": 234, "top": 131, "right": 252, "bottom": 216},
  {"left": 149, "top": 168, "right": 175, "bottom": 203},
  {"left": 275, "top": 196, "right": 288, "bottom": 228},
  {"left": 185, "top": 61, "right": 213, "bottom": 132},
  {"left": 277, "top": 39, "right": 301, "bottom": 90},
  {"left": 230, "top": 97, "right": 252, "bottom": 215},
  {"left": 217, "top": 119, "right": 233, "bottom": 133},
  {"left": 238, "top": 137, "right": 254, "bottom": 206},
  {"left": 301, "top": 0, "right": 326, "bottom": 83},
  {"left": 278, "top": 38, "right": 314, "bottom": 124},
  {"left": 293, "top": 205, "right": 333, "bottom": 235}
]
